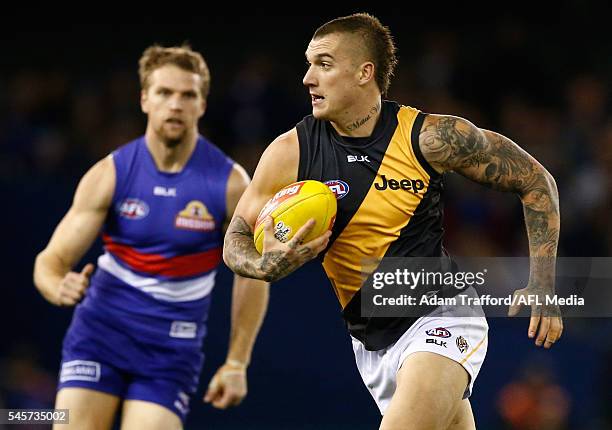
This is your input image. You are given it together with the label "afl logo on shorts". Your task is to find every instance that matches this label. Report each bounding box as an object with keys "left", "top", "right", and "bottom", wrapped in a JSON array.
[
  {"left": 325, "top": 180, "right": 350, "bottom": 199},
  {"left": 426, "top": 327, "right": 451, "bottom": 338},
  {"left": 175, "top": 200, "right": 216, "bottom": 232},
  {"left": 118, "top": 198, "right": 149, "bottom": 220}
]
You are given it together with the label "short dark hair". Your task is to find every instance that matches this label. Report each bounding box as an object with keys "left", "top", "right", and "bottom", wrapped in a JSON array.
[
  {"left": 139, "top": 44, "right": 210, "bottom": 98},
  {"left": 313, "top": 13, "right": 397, "bottom": 95}
]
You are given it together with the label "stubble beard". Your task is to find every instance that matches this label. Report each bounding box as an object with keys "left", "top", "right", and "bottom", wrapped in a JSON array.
[{"left": 157, "top": 124, "right": 187, "bottom": 148}]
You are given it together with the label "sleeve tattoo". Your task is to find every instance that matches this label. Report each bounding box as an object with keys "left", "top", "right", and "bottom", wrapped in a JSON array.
[{"left": 420, "top": 116, "right": 560, "bottom": 259}]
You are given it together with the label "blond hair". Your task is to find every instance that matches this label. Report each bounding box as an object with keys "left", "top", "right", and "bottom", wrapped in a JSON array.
[{"left": 138, "top": 44, "right": 210, "bottom": 98}]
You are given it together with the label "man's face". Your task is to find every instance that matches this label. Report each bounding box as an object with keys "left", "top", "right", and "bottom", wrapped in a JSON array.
[
  {"left": 303, "top": 33, "right": 363, "bottom": 120},
  {"left": 141, "top": 64, "right": 205, "bottom": 147}
]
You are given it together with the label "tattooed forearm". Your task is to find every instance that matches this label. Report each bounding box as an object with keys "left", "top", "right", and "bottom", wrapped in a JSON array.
[
  {"left": 224, "top": 216, "right": 266, "bottom": 279},
  {"left": 420, "top": 115, "right": 560, "bottom": 258}
]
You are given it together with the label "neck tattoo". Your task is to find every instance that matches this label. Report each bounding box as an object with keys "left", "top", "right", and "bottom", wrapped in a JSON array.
[{"left": 346, "top": 103, "right": 381, "bottom": 132}]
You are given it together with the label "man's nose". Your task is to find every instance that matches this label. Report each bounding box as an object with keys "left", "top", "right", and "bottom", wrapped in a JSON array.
[
  {"left": 303, "top": 67, "right": 316, "bottom": 87},
  {"left": 169, "top": 94, "right": 183, "bottom": 110}
]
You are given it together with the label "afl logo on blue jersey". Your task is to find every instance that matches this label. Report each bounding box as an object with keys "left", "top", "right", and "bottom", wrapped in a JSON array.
[
  {"left": 325, "top": 180, "right": 350, "bottom": 199},
  {"left": 118, "top": 198, "right": 149, "bottom": 220}
]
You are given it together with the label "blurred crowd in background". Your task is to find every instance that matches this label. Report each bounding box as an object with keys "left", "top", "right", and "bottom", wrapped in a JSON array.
[{"left": 1, "top": 10, "right": 611, "bottom": 429}]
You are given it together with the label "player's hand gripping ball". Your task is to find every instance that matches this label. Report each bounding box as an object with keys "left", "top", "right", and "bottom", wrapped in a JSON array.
[{"left": 254, "top": 180, "right": 337, "bottom": 254}]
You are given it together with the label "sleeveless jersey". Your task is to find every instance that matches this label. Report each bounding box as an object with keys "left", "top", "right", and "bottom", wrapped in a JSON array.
[
  {"left": 83, "top": 135, "right": 233, "bottom": 326},
  {"left": 297, "top": 101, "right": 456, "bottom": 350}
]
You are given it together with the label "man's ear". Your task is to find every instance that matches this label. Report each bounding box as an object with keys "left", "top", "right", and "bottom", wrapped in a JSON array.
[
  {"left": 140, "top": 89, "right": 149, "bottom": 114},
  {"left": 359, "top": 62, "right": 375, "bottom": 86}
]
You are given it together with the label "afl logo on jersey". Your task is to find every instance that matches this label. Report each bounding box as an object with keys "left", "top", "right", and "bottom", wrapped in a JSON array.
[
  {"left": 118, "top": 198, "right": 149, "bottom": 220},
  {"left": 325, "top": 180, "right": 350, "bottom": 200},
  {"left": 175, "top": 200, "right": 216, "bottom": 232}
]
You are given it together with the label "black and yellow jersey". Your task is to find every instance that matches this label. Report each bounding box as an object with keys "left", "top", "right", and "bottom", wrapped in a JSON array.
[{"left": 297, "top": 100, "right": 450, "bottom": 350}]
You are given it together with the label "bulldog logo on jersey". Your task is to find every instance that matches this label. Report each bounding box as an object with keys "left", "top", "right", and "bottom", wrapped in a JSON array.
[{"left": 175, "top": 201, "right": 215, "bottom": 232}]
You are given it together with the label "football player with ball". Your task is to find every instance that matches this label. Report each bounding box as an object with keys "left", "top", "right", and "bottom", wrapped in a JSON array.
[{"left": 224, "top": 13, "right": 562, "bottom": 430}]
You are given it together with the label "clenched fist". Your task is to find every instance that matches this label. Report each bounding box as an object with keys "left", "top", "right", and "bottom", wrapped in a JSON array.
[{"left": 56, "top": 263, "right": 94, "bottom": 306}]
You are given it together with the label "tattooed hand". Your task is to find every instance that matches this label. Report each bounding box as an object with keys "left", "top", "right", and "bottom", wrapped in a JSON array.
[
  {"left": 224, "top": 216, "right": 330, "bottom": 283},
  {"left": 419, "top": 114, "right": 562, "bottom": 348},
  {"left": 258, "top": 217, "right": 331, "bottom": 282}
]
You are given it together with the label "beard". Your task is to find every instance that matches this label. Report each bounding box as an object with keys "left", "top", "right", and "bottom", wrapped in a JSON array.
[{"left": 156, "top": 122, "right": 187, "bottom": 148}]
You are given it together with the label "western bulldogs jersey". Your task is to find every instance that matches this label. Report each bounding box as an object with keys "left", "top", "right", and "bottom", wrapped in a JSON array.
[
  {"left": 83, "top": 135, "right": 233, "bottom": 324},
  {"left": 59, "top": 136, "right": 234, "bottom": 420}
]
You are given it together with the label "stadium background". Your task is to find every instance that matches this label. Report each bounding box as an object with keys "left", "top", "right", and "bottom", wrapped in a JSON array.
[{"left": 1, "top": 8, "right": 611, "bottom": 429}]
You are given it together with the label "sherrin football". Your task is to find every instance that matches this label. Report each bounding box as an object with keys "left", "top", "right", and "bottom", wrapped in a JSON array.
[{"left": 254, "top": 180, "right": 337, "bottom": 254}]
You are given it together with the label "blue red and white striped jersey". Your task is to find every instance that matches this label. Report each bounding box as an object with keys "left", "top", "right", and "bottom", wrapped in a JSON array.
[{"left": 84, "top": 135, "right": 234, "bottom": 323}]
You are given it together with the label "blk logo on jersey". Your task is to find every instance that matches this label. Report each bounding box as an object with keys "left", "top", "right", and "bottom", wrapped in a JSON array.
[
  {"left": 374, "top": 175, "right": 425, "bottom": 193},
  {"left": 325, "top": 180, "right": 350, "bottom": 199},
  {"left": 154, "top": 186, "right": 177, "bottom": 197},
  {"left": 175, "top": 201, "right": 215, "bottom": 232},
  {"left": 426, "top": 327, "right": 451, "bottom": 338},
  {"left": 347, "top": 155, "right": 370, "bottom": 163},
  {"left": 118, "top": 198, "right": 149, "bottom": 220}
]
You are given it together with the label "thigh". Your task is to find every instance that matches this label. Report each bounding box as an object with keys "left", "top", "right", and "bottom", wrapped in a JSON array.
[
  {"left": 54, "top": 387, "right": 120, "bottom": 430},
  {"left": 120, "top": 400, "right": 183, "bottom": 430},
  {"left": 380, "top": 352, "right": 468, "bottom": 430},
  {"left": 448, "top": 399, "right": 476, "bottom": 430}
]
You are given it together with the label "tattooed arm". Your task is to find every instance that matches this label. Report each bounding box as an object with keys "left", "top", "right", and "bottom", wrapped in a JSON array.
[
  {"left": 419, "top": 114, "right": 562, "bottom": 349},
  {"left": 223, "top": 128, "right": 330, "bottom": 283}
]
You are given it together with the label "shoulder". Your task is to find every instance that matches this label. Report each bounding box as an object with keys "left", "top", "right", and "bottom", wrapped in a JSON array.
[
  {"left": 74, "top": 155, "right": 116, "bottom": 211},
  {"left": 260, "top": 128, "right": 299, "bottom": 169},
  {"left": 251, "top": 128, "right": 299, "bottom": 192},
  {"left": 418, "top": 114, "right": 485, "bottom": 173}
]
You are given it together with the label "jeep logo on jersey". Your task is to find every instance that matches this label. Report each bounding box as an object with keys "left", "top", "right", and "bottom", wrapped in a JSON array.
[
  {"left": 425, "top": 327, "right": 451, "bottom": 338},
  {"left": 325, "top": 180, "right": 350, "bottom": 199},
  {"left": 175, "top": 200, "right": 215, "bottom": 231},
  {"left": 374, "top": 175, "right": 425, "bottom": 193},
  {"left": 118, "top": 199, "right": 149, "bottom": 220}
]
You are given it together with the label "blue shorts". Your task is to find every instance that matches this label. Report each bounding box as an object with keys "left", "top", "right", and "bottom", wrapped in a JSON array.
[{"left": 57, "top": 294, "right": 208, "bottom": 423}]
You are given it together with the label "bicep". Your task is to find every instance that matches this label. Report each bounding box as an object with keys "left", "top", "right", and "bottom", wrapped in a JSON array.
[
  {"left": 43, "top": 156, "right": 115, "bottom": 267},
  {"left": 231, "top": 129, "right": 299, "bottom": 228},
  {"left": 419, "top": 114, "right": 549, "bottom": 194}
]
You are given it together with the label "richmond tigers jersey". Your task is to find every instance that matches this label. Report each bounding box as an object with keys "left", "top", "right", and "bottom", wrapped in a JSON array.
[{"left": 297, "top": 100, "right": 455, "bottom": 350}]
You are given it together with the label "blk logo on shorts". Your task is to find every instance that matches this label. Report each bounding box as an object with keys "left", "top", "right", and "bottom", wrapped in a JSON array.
[
  {"left": 456, "top": 336, "right": 469, "bottom": 353},
  {"left": 426, "top": 338, "right": 447, "bottom": 348}
]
